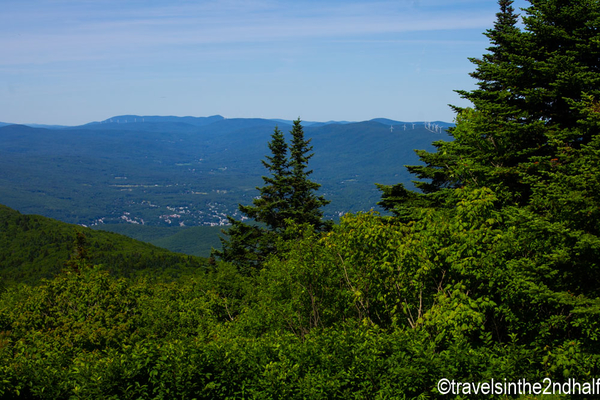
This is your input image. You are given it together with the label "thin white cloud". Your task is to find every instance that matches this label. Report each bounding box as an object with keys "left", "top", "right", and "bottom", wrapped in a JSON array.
[{"left": 1, "top": 0, "right": 495, "bottom": 66}]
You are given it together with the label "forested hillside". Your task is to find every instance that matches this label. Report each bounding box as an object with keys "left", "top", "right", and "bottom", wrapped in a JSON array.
[
  {"left": 0, "top": 204, "right": 207, "bottom": 286},
  {"left": 1, "top": 0, "right": 600, "bottom": 398},
  {"left": 91, "top": 223, "right": 223, "bottom": 258}
]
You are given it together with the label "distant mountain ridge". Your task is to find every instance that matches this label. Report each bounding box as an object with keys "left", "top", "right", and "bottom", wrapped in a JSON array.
[
  {"left": 87, "top": 115, "right": 226, "bottom": 128},
  {"left": 370, "top": 118, "right": 454, "bottom": 128},
  {"left": 0, "top": 115, "right": 453, "bottom": 130}
]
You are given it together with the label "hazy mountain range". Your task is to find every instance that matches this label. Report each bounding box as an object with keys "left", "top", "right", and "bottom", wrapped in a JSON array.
[{"left": 0, "top": 115, "right": 452, "bottom": 255}]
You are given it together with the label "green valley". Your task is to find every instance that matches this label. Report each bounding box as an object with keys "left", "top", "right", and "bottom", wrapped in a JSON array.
[{"left": 0, "top": 119, "right": 451, "bottom": 228}]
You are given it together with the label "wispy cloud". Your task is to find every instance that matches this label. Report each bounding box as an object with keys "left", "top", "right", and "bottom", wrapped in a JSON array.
[{"left": 1, "top": 0, "right": 495, "bottom": 66}]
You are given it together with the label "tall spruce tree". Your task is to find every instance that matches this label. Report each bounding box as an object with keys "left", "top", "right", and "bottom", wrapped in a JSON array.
[
  {"left": 214, "top": 119, "right": 330, "bottom": 271},
  {"left": 379, "top": 0, "right": 600, "bottom": 215},
  {"left": 379, "top": 1, "right": 526, "bottom": 214},
  {"left": 238, "top": 126, "right": 293, "bottom": 231},
  {"left": 288, "top": 119, "right": 332, "bottom": 231}
]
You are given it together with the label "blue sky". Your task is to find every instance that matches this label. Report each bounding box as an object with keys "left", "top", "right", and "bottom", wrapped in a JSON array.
[{"left": 1, "top": 0, "right": 529, "bottom": 126}]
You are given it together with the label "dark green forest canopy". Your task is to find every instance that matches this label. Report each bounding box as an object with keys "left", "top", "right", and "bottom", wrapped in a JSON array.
[{"left": 91, "top": 223, "right": 224, "bottom": 258}]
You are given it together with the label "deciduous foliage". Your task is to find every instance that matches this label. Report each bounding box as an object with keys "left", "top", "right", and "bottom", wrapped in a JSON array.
[{"left": 4, "top": 187, "right": 599, "bottom": 398}]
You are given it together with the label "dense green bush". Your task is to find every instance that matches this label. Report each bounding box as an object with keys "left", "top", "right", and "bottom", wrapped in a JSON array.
[{"left": 2, "top": 185, "right": 599, "bottom": 398}]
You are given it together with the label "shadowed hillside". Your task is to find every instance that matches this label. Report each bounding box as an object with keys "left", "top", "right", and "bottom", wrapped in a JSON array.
[{"left": 0, "top": 204, "right": 207, "bottom": 286}]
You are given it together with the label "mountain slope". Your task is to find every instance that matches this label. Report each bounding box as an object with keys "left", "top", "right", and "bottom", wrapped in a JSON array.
[
  {"left": 0, "top": 204, "right": 207, "bottom": 286},
  {"left": 92, "top": 224, "right": 223, "bottom": 257}
]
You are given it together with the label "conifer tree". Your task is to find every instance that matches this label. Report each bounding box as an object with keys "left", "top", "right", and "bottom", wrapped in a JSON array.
[
  {"left": 288, "top": 119, "right": 332, "bottom": 231},
  {"left": 214, "top": 119, "right": 330, "bottom": 271},
  {"left": 379, "top": 1, "right": 525, "bottom": 213},
  {"left": 379, "top": 0, "right": 600, "bottom": 214},
  {"left": 213, "top": 217, "right": 273, "bottom": 271},
  {"left": 238, "top": 126, "right": 292, "bottom": 231}
]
